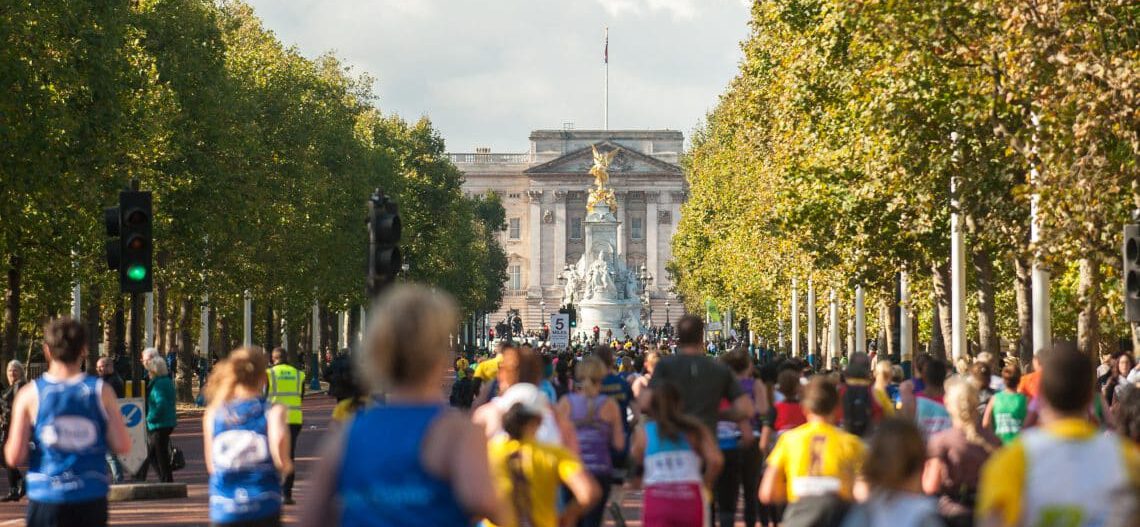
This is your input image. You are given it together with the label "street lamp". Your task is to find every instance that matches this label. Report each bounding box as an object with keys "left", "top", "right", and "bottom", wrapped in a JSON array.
[
  {"left": 540, "top": 300, "right": 546, "bottom": 328},
  {"left": 401, "top": 262, "right": 410, "bottom": 282},
  {"left": 665, "top": 300, "right": 671, "bottom": 323}
]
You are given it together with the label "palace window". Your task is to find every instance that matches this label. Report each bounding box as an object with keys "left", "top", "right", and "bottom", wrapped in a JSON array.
[
  {"left": 570, "top": 217, "right": 583, "bottom": 240},
  {"left": 631, "top": 216, "right": 644, "bottom": 240},
  {"left": 509, "top": 218, "right": 521, "bottom": 240},
  {"left": 508, "top": 193, "right": 521, "bottom": 199},
  {"left": 509, "top": 265, "right": 522, "bottom": 290}
]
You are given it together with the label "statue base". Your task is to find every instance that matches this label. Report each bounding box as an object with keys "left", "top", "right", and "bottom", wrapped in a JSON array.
[{"left": 578, "top": 297, "right": 643, "bottom": 341}]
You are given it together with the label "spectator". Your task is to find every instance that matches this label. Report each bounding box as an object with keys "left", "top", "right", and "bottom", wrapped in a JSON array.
[
  {"left": 977, "top": 345, "right": 1140, "bottom": 527},
  {"left": 144, "top": 357, "right": 177, "bottom": 483},
  {"left": 96, "top": 357, "right": 126, "bottom": 483},
  {"left": 1, "top": 360, "right": 26, "bottom": 501}
]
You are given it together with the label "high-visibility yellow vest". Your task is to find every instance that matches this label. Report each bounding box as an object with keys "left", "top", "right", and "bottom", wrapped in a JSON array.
[{"left": 267, "top": 364, "right": 305, "bottom": 425}]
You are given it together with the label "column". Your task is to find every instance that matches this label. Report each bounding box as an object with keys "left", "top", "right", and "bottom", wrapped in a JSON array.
[
  {"left": 144, "top": 292, "right": 155, "bottom": 348},
  {"left": 646, "top": 192, "right": 660, "bottom": 292},
  {"left": 665, "top": 191, "right": 685, "bottom": 291},
  {"left": 950, "top": 158, "right": 967, "bottom": 363},
  {"left": 554, "top": 191, "right": 567, "bottom": 279},
  {"left": 791, "top": 278, "right": 800, "bottom": 357},
  {"left": 855, "top": 285, "right": 866, "bottom": 353},
  {"left": 900, "top": 272, "right": 912, "bottom": 364},
  {"left": 199, "top": 294, "right": 209, "bottom": 357},
  {"left": 807, "top": 279, "right": 817, "bottom": 358},
  {"left": 828, "top": 289, "right": 840, "bottom": 367},
  {"left": 527, "top": 190, "right": 543, "bottom": 295},
  {"left": 243, "top": 290, "right": 252, "bottom": 347},
  {"left": 615, "top": 191, "right": 627, "bottom": 257}
]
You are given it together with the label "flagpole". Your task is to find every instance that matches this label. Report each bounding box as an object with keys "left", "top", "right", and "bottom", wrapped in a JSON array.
[{"left": 604, "top": 26, "right": 609, "bottom": 131}]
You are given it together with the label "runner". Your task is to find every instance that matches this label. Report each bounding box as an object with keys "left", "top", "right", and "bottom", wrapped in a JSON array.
[
  {"left": 3, "top": 317, "right": 131, "bottom": 527},
  {"left": 922, "top": 379, "right": 999, "bottom": 527},
  {"left": 487, "top": 393, "right": 600, "bottom": 527},
  {"left": 981, "top": 364, "right": 1028, "bottom": 445},
  {"left": 714, "top": 349, "right": 768, "bottom": 527},
  {"left": 631, "top": 382, "right": 723, "bottom": 527},
  {"left": 841, "top": 419, "right": 940, "bottom": 527},
  {"left": 906, "top": 359, "right": 951, "bottom": 437},
  {"left": 556, "top": 356, "right": 624, "bottom": 527},
  {"left": 760, "top": 377, "right": 865, "bottom": 527},
  {"left": 204, "top": 346, "right": 292, "bottom": 527},
  {"left": 977, "top": 345, "right": 1140, "bottom": 527},
  {"left": 300, "top": 286, "right": 507, "bottom": 527},
  {"left": 870, "top": 360, "right": 896, "bottom": 418}
]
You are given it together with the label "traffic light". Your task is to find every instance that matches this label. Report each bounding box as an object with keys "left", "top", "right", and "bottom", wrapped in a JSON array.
[
  {"left": 1124, "top": 224, "right": 1140, "bottom": 321},
  {"left": 367, "top": 190, "right": 402, "bottom": 297},
  {"left": 104, "top": 190, "right": 153, "bottom": 294},
  {"left": 568, "top": 304, "right": 577, "bottom": 328}
]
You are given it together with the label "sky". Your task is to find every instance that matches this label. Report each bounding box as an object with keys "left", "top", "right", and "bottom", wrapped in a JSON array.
[{"left": 243, "top": 0, "right": 753, "bottom": 153}]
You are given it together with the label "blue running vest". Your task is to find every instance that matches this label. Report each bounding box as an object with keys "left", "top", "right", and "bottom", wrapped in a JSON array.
[
  {"left": 209, "top": 398, "right": 281, "bottom": 523},
  {"left": 27, "top": 375, "right": 110, "bottom": 503},
  {"left": 336, "top": 405, "right": 469, "bottom": 527}
]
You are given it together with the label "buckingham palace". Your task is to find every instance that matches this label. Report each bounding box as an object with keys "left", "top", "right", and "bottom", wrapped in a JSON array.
[{"left": 452, "top": 128, "right": 687, "bottom": 331}]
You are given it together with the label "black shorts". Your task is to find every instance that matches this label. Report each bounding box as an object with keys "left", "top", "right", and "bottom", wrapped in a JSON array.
[
  {"left": 212, "top": 513, "right": 282, "bottom": 527},
  {"left": 27, "top": 497, "right": 108, "bottom": 527}
]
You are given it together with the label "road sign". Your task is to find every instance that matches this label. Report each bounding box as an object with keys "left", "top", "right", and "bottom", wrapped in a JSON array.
[
  {"left": 118, "top": 398, "right": 147, "bottom": 474},
  {"left": 549, "top": 314, "right": 570, "bottom": 349}
]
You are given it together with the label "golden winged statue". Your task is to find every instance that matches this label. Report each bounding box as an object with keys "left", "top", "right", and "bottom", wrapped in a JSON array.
[{"left": 589, "top": 145, "right": 619, "bottom": 189}]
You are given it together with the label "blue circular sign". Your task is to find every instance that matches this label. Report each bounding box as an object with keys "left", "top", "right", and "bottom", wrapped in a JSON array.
[{"left": 121, "top": 403, "right": 143, "bottom": 428}]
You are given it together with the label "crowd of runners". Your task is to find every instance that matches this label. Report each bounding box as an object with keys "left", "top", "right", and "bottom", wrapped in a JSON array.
[{"left": 3, "top": 284, "right": 1140, "bottom": 527}]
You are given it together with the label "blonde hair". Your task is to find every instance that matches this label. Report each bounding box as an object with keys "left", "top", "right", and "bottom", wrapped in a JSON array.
[
  {"left": 576, "top": 356, "right": 607, "bottom": 396},
  {"left": 358, "top": 285, "right": 458, "bottom": 392},
  {"left": 205, "top": 346, "right": 268, "bottom": 407},
  {"left": 645, "top": 350, "right": 661, "bottom": 371},
  {"left": 944, "top": 378, "right": 994, "bottom": 453},
  {"left": 874, "top": 359, "right": 893, "bottom": 385},
  {"left": 145, "top": 356, "right": 169, "bottom": 377}
]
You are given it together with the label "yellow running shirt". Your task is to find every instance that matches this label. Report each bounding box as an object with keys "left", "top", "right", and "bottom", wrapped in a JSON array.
[
  {"left": 474, "top": 355, "right": 502, "bottom": 382},
  {"left": 766, "top": 420, "right": 865, "bottom": 502},
  {"left": 977, "top": 418, "right": 1140, "bottom": 527},
  {"left": 487, "top": 437, "right": 584, "bottom": 527}
]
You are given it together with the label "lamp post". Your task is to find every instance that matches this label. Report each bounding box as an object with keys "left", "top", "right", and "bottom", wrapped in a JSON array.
[
  {"left": 665, "top": 301, "right": 671, "bottom": 323},
  {"left": 401, "top": 262, "right": 410, "bottom": 283},
  {"left": 540, "top": 300, "right": 546, "bottom": 330}
]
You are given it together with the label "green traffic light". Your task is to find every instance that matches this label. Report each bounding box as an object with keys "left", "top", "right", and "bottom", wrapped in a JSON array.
[{"left": 126, "top": 264, "right": 148, "bottom": 282}]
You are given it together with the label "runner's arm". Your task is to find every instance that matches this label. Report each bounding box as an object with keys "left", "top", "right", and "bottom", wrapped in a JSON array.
[
  {"left": 102, "top": 383, "right": 130, "bottom": 456},
  {"left": 554, "top": 402, "right": 580, "bottom": 454},
  {"left": 922, "top": 458, "right": 945, "bottom": 495},
  {"left": 981, "top": 396, "right": 996, "bottom": 431},
  {"left": 693, "top": 427, "right": 723, "bottom": 489},
  {"left": 298, "top": 426, "right": 344, "bottom": 527},
  {"left": 267, "top": 404, "right": 293, "bottom": 475},
  {"left": 450, "top": 420, "right": 510, "bottom": 526},
  {"left": 599, "top": 398, "right": 625, "bottom": 452},
  {"left": 202, "top": 407, "right": 216, "bottom": 474},
  {"left": 627, "top": 425, "right": 646, "bottom": 489},
  {"left": 3, "top": 385, "right": 34, "bottom": 466},
  {"left": 560, "top": 465, "right": 601, "bottom": 527}
]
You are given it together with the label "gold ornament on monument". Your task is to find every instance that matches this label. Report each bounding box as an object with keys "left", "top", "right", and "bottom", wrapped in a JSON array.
[{"left": 587, "top": 145, "right": 619, "bottom": 212}]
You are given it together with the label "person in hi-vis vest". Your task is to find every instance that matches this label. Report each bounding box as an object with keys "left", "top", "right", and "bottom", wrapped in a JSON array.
[{"left": 266, "top": 347, "right": 305, "bottom": 504}]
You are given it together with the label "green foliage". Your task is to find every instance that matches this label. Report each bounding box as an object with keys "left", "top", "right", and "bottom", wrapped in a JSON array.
[{"left": 0, "top": 0, "right": 505, "bottom": 357}]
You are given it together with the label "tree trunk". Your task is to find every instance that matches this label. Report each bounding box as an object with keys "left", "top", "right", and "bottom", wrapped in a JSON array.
[
  {"left": 3, "top": 254, "right": 22, "bottom": 368},
  {"left": 930, "top": 261, "right": 953, "bottom": 359},
  {"left": 348, "top": 308, "right": 360, "bottom": 353},
  {"left": 218, "top": 315, "right": 231, "bottom": 358},
  {"left": 1077, "top": 258, "right": 1101, "bottom": 356},
  {"left": 1015, "top": 257, "right": 1034, "bottom": 369},
  {"left": 286, "top": 316, "right": 299, "bottom": 365},
  {"left": 973, "top": 248, "right": 999, "bottom": 357},
  {"left": 930, "top": 303, "right": 945, "bottom": 358},
  {"left": 176, "top": 298, "right": 194, "bottom": 402}
]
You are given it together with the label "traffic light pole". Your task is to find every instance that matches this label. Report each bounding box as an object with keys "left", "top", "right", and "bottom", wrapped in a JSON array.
[{"left": 129, "top": 291, "right": 142, "bottom": 388}]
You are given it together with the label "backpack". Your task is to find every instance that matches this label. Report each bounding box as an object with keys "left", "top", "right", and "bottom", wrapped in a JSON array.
[{"left": 842, "top": 384, "right": 873, "bottom": 437}]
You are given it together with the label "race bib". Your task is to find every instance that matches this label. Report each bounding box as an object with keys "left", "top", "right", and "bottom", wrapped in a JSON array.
[
  {"left": 41, "top": 416, "right": 98, "bottom": 451},
  {"left": 213, "top": 430, "right": 270, "bottom": 470}
]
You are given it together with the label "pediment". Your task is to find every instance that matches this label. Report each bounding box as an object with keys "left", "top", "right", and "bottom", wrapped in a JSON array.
[{"left": 524, "top": 141, "right": 682, "bottom": 176}]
